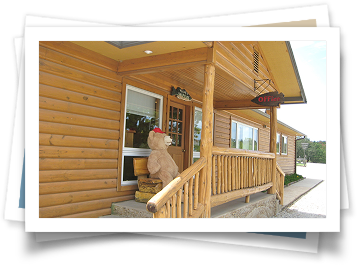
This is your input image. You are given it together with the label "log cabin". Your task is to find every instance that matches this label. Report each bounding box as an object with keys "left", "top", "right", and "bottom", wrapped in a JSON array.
[{"left": 38, "top": 41, "right": 306, "bottom": 218}]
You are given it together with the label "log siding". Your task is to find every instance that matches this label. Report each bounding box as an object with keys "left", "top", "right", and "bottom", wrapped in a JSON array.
[{"left": 39, "top": 41, "right": 135, "bottom": 218}]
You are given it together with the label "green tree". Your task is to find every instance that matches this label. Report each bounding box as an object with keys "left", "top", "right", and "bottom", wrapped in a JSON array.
[{"left": 296, "top": 138, "right": 326, "bottom": 164}]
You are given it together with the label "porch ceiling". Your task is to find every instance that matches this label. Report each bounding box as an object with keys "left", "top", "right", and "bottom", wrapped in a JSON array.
[
  {"left": 71, "top": 41, "right": 208, "bottom": 61},
  {"left": 70, "top": 41, "right": 305, "bottom": 106},
  {"left": 147, "top": 66, "right": 259, "bottom": 102}
]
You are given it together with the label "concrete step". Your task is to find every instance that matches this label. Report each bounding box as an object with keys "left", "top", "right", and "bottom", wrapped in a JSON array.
[
  {"left": 101, "top": 192, "right": 279, "bottom": 218},
  {"left": 100, "top": 179, "right": 324, "bottom": 218},
  {"left": 108, "top": 200, "right": 152, "bottom": 218},
  {"left": 211, "top": 192, "right": 279, "bottom": 218}
]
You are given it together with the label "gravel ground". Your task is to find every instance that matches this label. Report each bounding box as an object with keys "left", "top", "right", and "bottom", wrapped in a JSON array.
[{"left": 273, "top": 180, "right": 326, "bottom": 218}]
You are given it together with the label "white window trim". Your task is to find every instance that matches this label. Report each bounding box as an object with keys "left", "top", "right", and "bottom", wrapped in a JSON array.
[
  {"left": 121, "top": 85, "right": 163, "bottom": 186},
  {"left": 193, "top": 107, "right": 202, "bottom": 162},
  {"left": 281, "top": 135, "right": 288, "bottom": 155},
  {"left": 276, "top": 133, "right": 281, "bottom": 154},
  {"left": 231, "top": 120, "right": 259, "bottom": 151}
]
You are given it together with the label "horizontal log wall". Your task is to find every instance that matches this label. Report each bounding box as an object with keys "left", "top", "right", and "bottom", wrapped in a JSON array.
[
  {"left": 276, "top": 134, "right": 296, "bottom": 174},
  {"left": 39, "top": 42, "right": 135, "bottom": 218},
  {"left": 213, "top": 110, "right": 231, "bottom": 148}
]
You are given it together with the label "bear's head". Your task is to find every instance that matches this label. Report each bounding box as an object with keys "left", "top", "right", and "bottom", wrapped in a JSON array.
[{"left": 147, "top": 128, "right": 172, "bottom": 150}]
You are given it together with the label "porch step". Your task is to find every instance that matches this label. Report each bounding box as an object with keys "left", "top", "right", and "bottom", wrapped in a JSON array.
[
  {"left": 100, "top": 192, "right": 279, "bottom": 218},
  {"left": 105, "top": 200, "right": 152, "bottom": 218}
]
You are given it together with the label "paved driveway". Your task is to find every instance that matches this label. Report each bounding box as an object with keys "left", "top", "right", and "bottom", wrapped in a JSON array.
[
  {"left": 273, "top": 163, "right": 326, "bottom": 218},
  {"left": 296, "top": 163, "right": 326, "bottom": 181}
]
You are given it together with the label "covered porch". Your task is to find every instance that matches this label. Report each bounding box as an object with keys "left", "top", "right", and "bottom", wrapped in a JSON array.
[{"left": 99, "top": 41, "right": 305, "bottom": 218}]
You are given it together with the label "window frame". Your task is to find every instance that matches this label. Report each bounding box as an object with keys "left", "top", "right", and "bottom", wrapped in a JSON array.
[
  {"left": 192, "top": 106, "right": 202, "bottom": 163},
  {"left": 281, "top": 134, "right": 288, "bottom": 155},
  {"left": 231, "top": 120, "right": 259, "bottom": 151},
  {"left": 276, "top": 133, "right": 281, "bottom": 154},
  {"left": 120, "top": 84, "right": 164, "bottom": 186}
]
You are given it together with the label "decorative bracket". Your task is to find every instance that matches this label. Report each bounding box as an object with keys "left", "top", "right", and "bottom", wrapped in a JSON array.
[{"left": 254, "top": 79, "right": 274, "bottom": 95}]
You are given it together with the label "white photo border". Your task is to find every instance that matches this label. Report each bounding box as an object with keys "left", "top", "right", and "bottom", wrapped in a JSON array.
[{"left": 25, "top": 26, "right": 340, "bottom": 232}]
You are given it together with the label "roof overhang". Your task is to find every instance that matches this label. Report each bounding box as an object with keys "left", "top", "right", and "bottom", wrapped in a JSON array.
[
  {"left": 70, "top": 41, "right": 306, "bottom": 106},
  {"left": 258, "top": 41, "right": 307, "bottom": 104}
]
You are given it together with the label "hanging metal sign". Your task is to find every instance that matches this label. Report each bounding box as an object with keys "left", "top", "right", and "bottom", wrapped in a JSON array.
[
  {"left": 171, "top": 86, "right": 192, "bottom": 101},
  {"left": 301, "top": 143, "right": 309, "bottom": 150},
  {"left": 251, "top": 91, "right": 284, "bottom": 106}
]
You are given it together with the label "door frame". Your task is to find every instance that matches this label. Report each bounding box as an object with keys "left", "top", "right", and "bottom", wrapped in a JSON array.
[{"left": 166, "top": 95, "right": 193, "bottom": 171}]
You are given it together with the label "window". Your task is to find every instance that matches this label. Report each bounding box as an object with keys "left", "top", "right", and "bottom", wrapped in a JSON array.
[
  {"left": 276, "top": 133, "right": 280, "bottom": 154},
  {"left": 193, "top": 107, "right": 202, "bottom": 163},
  {"left": 121, "top": 85, "right": 163, "bottom": 185},
  {"left": 282, "top": 135, "right": 288, "bottom": 155},
  {"left": 231, "top": 121, "right": 258, "bottom": 151}
]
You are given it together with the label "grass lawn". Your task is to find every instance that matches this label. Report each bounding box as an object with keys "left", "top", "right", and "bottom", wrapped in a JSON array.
[{"left": 284, "top": 173, "right": 304, "bottom": 186}]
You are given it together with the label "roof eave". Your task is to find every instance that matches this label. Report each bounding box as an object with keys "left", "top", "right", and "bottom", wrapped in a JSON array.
[{"left": 285, "top": 41, "right": 307, "bottom": 104}]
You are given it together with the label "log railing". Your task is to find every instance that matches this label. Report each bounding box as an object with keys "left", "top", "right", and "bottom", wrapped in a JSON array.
[
  {"left": 146, "top": 147, "right": 285, "bottom": 217},
  {"left": 146, "top": 157, "right": 207, "bottom": 218},
  {"left": 275, "top": 163, "right": 285, "bottom": 205},
  {"left": 211, "top": 146, "right": 275, "bottom": 207}
]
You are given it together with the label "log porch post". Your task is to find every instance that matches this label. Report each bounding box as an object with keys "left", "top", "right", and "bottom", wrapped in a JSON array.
[
  {"left": 199, "top": 63, "right": 215, "bottom": 218},
  {"left": 268, "top": 106, "right": 277, "bottom": 194}
]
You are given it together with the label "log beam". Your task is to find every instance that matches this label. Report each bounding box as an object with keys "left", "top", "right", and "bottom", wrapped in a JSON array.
[
  {"left": 268, "top": 106, "right": 277, "bottom": 194},
  {"left": 214, "top": 100, "right": 269, "bottom": 110},
  {"left": 200, "top": 63, "right": 215, "bottom": 218}
]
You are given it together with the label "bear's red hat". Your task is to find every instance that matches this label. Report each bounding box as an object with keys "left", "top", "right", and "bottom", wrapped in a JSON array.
[{"left": 153, "top": 128, "right": 165, "bottom": 134}]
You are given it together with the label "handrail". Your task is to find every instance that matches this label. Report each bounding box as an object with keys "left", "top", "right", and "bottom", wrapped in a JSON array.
[
  {"left": 146, "top": 157, "right": 207, "bottom": 214},
  {"left": 212, "top": 146, "right": 275, "bottom": 159},
  {"left": 276, "top": 163, "right": 285, "bottom": 177},
  {"left": 275, "top": 163, "right": 285, "bottom": 205}
]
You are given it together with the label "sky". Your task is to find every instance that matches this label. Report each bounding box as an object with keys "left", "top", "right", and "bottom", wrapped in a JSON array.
[{"left": 275, "top": 41, "right": 327, "bottom": 142}]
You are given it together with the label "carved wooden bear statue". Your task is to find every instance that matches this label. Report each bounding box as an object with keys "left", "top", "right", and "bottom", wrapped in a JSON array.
[{"left": 147, "top": 128, "right": 179, "bottom": 188}]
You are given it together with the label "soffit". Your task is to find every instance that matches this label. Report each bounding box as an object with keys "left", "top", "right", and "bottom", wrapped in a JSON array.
[
  {"left": 144, "top": 66, "right": 258, "bottom": 102},
  {"left": 71, "top": 41, "right": 207, "bottom": 61}
]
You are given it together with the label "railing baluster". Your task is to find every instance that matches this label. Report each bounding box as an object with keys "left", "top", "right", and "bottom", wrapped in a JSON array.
[
  {"left": 253, "top": 158, "right": 257, "bottom": 187},
  {"left": 189, "top": 177, "right": 193, "bottom": 216},
  {"left": 224, "top": 156, "right": 228, "bottom": 193},
  {"left": 172, "top": 194, "right": 176, "bottom": 218},
  {"left": 177, "top": 188, "right": 182, "bottom": 218},
  {"left": 166, "top": 200, "right": 170, "bottom": 218},
  {"left": 238, "top": 156, "right": 241, "bottom": 189},
  {"left": 212, "top": 156, "right": 216, "bottom": 195},
  {"left": 231, "top": 156, "right": 236, "bottom": 190},
  {"left": 243, "top": 157, "right": 246, "bottom": 188},
  {"left": 248, "top": 157, "right": 253, "bottom": 187},
  {"left": 228, "top": 156, "right": 232, "bottom": 191},
  {"left": 183, "top": 182, "right": 189, "bottom": 218},
  {"left": 217, "top": 155, "right": 221, "bottom": 194},
  {"left": 194, "top": 172, "right": 199, "bottom": 210},
  {"left": 262, "top": 159, "right": 266, "bottom": 184}
]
